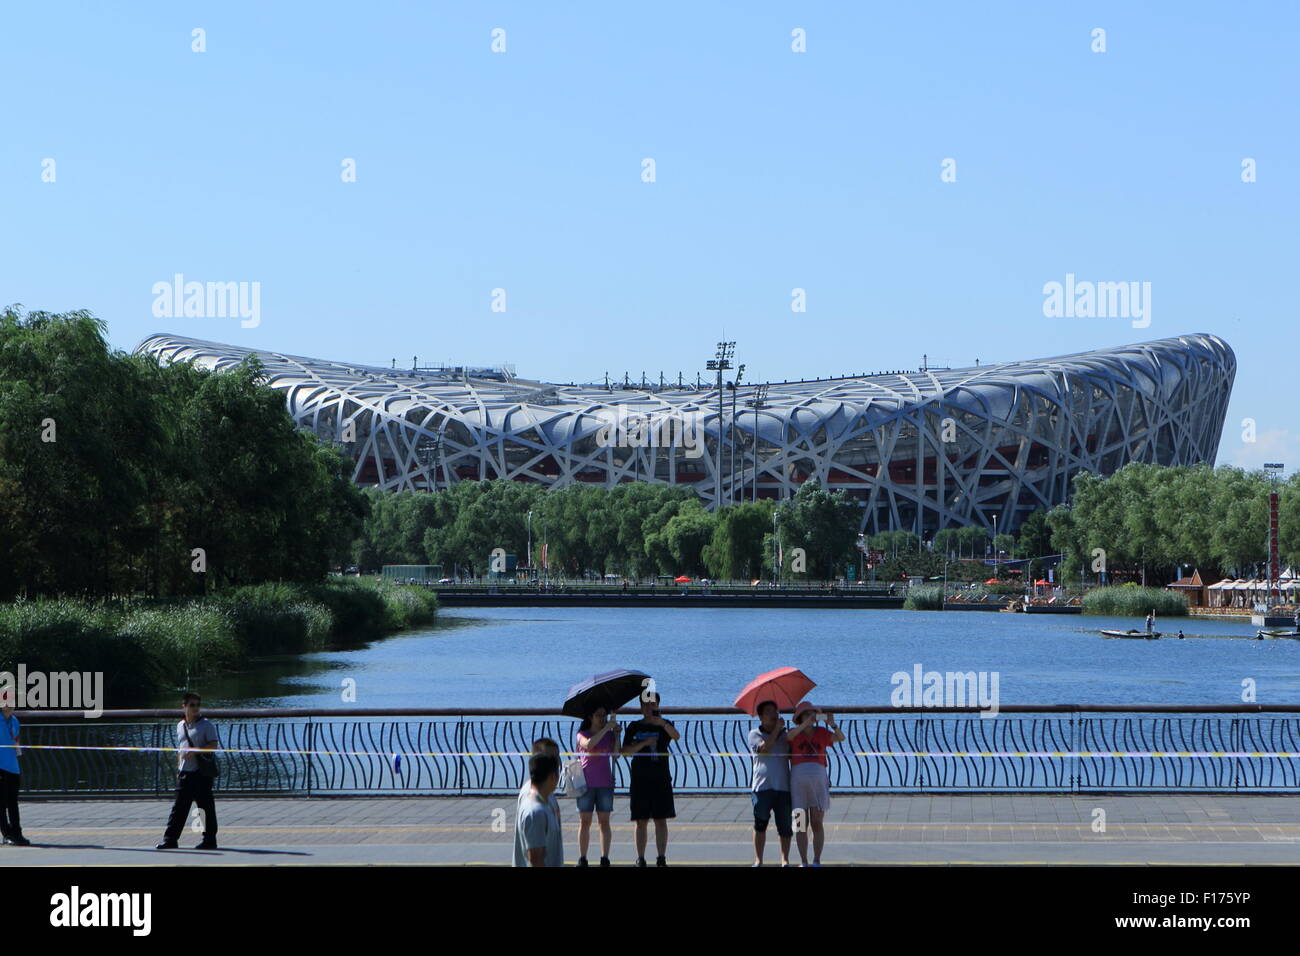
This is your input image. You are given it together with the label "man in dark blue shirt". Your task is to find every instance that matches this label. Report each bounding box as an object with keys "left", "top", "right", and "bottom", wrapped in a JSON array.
[{"left": 621, "top": 692, "right": 680, "bottom": 866}]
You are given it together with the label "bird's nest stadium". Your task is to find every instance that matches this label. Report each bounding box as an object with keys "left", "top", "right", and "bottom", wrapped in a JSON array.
[{"left": 136, "top": 332, "right": 1235, "bottom": 535}]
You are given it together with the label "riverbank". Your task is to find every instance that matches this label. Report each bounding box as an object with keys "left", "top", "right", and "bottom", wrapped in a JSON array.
[
  {"left": 0, "top": 580, "right": 439, "bottom": 701},
  {"left": 432, "top": 585, "right": 905, "bottom": 609},
  {"left": 426, "top": 583, "right": 1200, "bottom": 616}
]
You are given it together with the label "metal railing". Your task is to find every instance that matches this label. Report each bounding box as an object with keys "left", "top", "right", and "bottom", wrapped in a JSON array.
[{"left": 15, "top": 706, "right": 1300, "bottom": 796}]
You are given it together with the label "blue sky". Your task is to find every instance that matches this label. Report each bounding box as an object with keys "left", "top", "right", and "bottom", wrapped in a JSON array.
[{"left": 3, "top": 1, "right": 1296, "bottom": 470}]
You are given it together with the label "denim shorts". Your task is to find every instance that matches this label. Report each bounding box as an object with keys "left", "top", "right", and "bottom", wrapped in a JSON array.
[
  {"left": 576, "top": 786, "right": 614, "bottom": 814},
  {"left": 751, "top": 789, "right": 793, "bottom": 836}
]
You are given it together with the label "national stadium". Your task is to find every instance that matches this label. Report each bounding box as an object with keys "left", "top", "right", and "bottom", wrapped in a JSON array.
[{"left": 136, "top": 332, "right": 1235, "bottom": 535}]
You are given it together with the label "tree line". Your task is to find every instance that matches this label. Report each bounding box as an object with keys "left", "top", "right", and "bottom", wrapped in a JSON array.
[
  {"left": 355, "top": 460, "right": 1299, "bottom": 586},
  {"left": 1046, "top": 462, "right": 1300, "bottom": 585},
  {"left": 351, "top": 477, "right": 865, "bottom": 581},
  {"left": 6, "top": 308, "right": 1292, "bottom": 597},
  {"left": 0, "top": 308, "right": 365, "bottom": 599}
]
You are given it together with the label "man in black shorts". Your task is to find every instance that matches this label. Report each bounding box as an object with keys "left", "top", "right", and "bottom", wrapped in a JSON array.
[{"left": 621, "top": 691, "right": 679, "bottom": 866}]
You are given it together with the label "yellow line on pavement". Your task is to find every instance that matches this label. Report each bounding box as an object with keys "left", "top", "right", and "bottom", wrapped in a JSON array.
[
  {"left": 21, "top": 860, "right": 1297, "bottom": 867},
  {"left": 29, "top": 822, "right": 1300, "bottom": 835}
]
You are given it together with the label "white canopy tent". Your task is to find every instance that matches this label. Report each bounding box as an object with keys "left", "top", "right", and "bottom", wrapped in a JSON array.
[{"left": 1207, "top": 570, "right": 1299, "bottom": 608}]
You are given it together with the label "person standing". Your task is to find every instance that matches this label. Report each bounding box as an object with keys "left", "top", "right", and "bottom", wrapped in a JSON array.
[
  {"left": 157, "top": 692, "right": 220, "bottom": 850},
  {"left": 1145, "top": 610, "right": 1155, "bottom": 634},
  {"left": 575, "top": 706, "right": 618, "bottom": 866},
  {"left": 518, "top": 738, "right": 564, "bottom": 865},
  {"left": 621, "top": 692, "right": 679, "bottom": 867},
  {"left": 787, "top": 700, "right": 845, "bottom": 867},
  {"left": 748, "top": 700, "right": 792, "bottom": 866},
  {"left": 0, "top": 700, "right": 29, "bottom": 846},
  {"left": 514, "top": 752, "right": 564, "bottom": 867}
]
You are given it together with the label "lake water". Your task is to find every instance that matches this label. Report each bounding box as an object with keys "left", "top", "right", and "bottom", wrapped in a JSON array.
[{"left": 174, "top": 608, "right": 1300, "bottom": 710}]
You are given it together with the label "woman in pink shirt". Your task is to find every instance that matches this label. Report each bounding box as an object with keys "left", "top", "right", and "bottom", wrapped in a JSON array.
[
  {"left": 575, "top": 706, "right": 619, "bottom": 866},
  {"left": 788, "top": 700, "right": 845, "bottom": 866}
]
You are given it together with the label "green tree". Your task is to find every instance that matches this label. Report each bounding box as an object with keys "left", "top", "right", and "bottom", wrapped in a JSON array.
[
  {"left": 776, "top": 478, "right": 859, "bottom": 580},
  {"left": 933, "top": 528, "right": 961, "bottom": 559},
  {"left": 703, "top": 500, "right": 776, "bottom": 580},
  {"left": 0, "top": 306, "right": 366, "bottom": 598},
  {"left": 869, "top": 530, "right": 921, "bottom": 559},
  {"left": 1015, "top": 510, "right": 1053, "bottom": 561},
  {"left": 644, "top": 499, "right": 716, "bottom": 576},
  {"left": 956, "top": 525, "right": 988, "bottom": 560}
]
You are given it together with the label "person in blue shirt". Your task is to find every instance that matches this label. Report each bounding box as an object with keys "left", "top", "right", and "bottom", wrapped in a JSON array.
[{"left": 0, "top": 700, "right": 29, "bottom": 846}]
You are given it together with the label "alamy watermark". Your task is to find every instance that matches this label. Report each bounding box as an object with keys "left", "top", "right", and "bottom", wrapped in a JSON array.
[
  {"left": 0, "top": 665, "right": 104, "bottom": 718},
  {"left": 151, "top": 274, "right": 261, "bottom": 328},
  {"left": 50, "top": 886, "right": 151, "bottom": 936},
  {"left": 890, "top": 663, "right": 1000, "bottom": 717},
  {"left": 1042, "top": 273, "right": 1150, "bottom": 328},
  {"left": 593, "top": 406, "right": 705, "bottom": 458}
]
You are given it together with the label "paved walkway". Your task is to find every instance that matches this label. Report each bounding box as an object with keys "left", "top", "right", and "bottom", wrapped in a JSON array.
[{"left": 8, "top": 794, "right": 1300, "bottom": 865}]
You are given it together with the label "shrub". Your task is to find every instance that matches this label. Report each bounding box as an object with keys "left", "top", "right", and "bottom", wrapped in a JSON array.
[
  {"left": 215, "top": 583, "right": 334, "bottom": 655},
  {"left": 903, "top": 586, "right": 945, "bottom": 610},
  {"left": 118, "top": 605, "right": 240, "bottom": 688},
  {"left": 0, "top": 599, "right": 117, "bottom": 673},
  {"left": 0, "top": 600, "right": 156, "bottom": 701},
  {"left": 304, "top": 580, "right": 388, "bottom": 638},
  {"left": 0, "top": 578, "right": 438, "bottom": 702},
  {"left": 374, "top": 581, "right": 439, "bottom": 631},
  {"left": 1082, "top": 586, "right": 1188, "bottom": 617}
]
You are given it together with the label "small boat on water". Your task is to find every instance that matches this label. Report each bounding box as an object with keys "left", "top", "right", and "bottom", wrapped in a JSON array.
[
  {"left": 1100, "top": 629, "right": 1161, "bottom": 640},
  {"left": 1256, "top": 629, "right": 1300, "bottom": 640}
]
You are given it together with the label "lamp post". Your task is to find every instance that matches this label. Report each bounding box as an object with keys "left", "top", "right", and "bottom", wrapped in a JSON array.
[
  {"left": 706, "top": 341, "right": 735, "bottom": 511},
  {"left": 772, "top": 510, "right": 780, "bottom": 588},
  {"left": 749, "top": 383, "right": 769, "bottom": 503},
  {"left": 526, "top": 509, "right": 533, "bottom": 580},
  {"left": 728, "top": 365, "right": 745, "bottom": 507},
  {"left": 416, "top": 433, "right": 442, "bottom": 491},
  {"left": 942, "top": 554, "right": 949, "bottom": 609},
  {"left": 992, "top": 513, "right": 998, "bottom": 574}
]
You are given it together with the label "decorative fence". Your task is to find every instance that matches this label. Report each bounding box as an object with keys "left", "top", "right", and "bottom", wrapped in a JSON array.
[{"left": 16, "top": 706, "right": 1300, "bottom": 796}]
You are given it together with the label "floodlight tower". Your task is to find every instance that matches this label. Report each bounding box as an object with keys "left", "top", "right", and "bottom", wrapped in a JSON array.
[
  {"left": 747, "top": 383, "right": 769, "bottom": 503},
  {"left": 705, "top": 341, "right": 735, "bottom": 509},
  {"left": 728, "top": 364, "right": 745, "bottom": 506}
]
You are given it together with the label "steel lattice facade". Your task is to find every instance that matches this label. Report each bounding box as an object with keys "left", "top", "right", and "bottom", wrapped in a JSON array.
[{"left": 136, "top": 332, "right": 1235, "bottom": 534}]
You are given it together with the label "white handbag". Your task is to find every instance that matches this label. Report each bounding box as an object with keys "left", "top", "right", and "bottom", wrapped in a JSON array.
[{"left": 563, "top": 754, "right": 588, "bottom": 798}]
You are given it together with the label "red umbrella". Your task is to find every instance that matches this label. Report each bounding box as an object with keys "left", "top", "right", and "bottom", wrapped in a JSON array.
[
  {"left": 1034, "top": 579, "right": 1051, "bottom": 586},
  {"left": 733, "top": 667, "right": 816, "bottom": 716},
  {"left": 674, "top": 575, "right": 691, "bottom": 583},
  {"left": 984, "top": 578, "right": 999, "bottom": 584}
]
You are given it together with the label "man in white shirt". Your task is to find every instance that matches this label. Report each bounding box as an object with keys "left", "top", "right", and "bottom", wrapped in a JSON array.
[
  {"left": 157, "top": 692, "right": 220, "bottom": 850},
  {"left": 514, "top": 753, "right": 563, "bottom": 867},
  {"left": 517, "top": 738, "right": 564, "bottom": 864}
]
